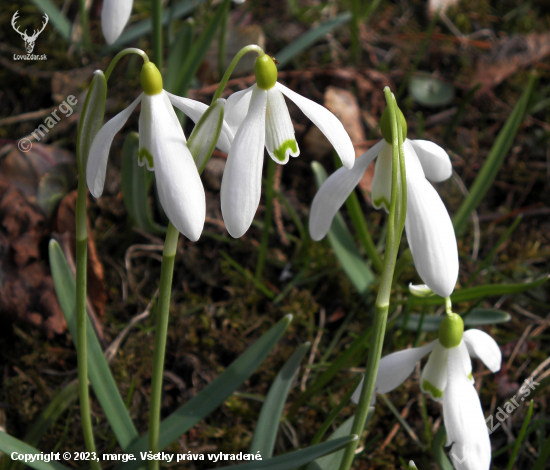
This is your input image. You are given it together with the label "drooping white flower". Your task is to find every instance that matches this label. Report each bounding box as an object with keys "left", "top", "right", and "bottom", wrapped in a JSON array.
[
  {"left": 352, "top": 314, "right": 502, "bottom": 470},
  {"left": 101, "top": 0, "right": 134, "bottom": 45},
  {"left": 309, "top": 106, "right": 458, "bottom": 297},
  {"left": 87, "top": 62, "right": 208, "bottom": 241},
  {"left": 220, "top": 54, "right": 355, "bottom": 238}
]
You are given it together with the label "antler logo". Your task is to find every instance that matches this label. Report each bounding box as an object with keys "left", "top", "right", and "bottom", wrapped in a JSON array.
[{"left": 11, "top": 11, "right": 49, "bottom": 54}]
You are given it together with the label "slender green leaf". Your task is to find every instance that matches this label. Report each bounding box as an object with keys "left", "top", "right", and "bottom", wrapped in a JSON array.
[
  {"left": 220, "top": 436, "right": 357, "bottom": 470},
  {"left": 172, "top": 0, "right": 229, "bottom": 96},
  {"left": 433, "top": 427, "right": 453, "bottom": 470},
  {"left": 164, "top": 19, "right": 194, "bottom": 93},
  {"left": 116, "top": 315, "right": 293, "bottom": 470},
  {"left": 102, "top": 0, "right": 207, "bottom": 53},
  {"left": 48, "top": 240, "right": 139, "bottom": 449},
  {"left": 532, "top": 435, "right": 550, "bottom": 470},
  {"left": 398, "top": 308, "right": 511, "bottom": 331},
  {"left": 30, "top": 0, "right": 71, "bottom": 41},
  {"left": 312, "top": 162, "right": 375, "bottom": 294},
  {"left": 410, "top": 275, "right": 549, "bottom": 306},
  {"left": 250, "top": 342, "right": 310, "bottom": 458},
  {"left": 0, "top": 432, "right": 70, "bottom": 470},
  {"left": 276, "top": 12, "right": 352, "bottom": 68},
  {"left": 453, "top": 74, "right": 537, "bottom": 233},
  {"left": 121, "top": 132, "right": 167, "bottom": 236},
  {"left": 506, "top": 400, "right": 534, "bottom": 470}
]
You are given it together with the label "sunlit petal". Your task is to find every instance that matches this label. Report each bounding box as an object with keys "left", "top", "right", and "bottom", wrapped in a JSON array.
[
  {"left": 404, "top": 141, "right": 458, "bottom": 297},
  {"left": 463, "top": 329, "right": 502, "bottom": 373},
  {"left": 142, "top": 93, "right": 205, "bottom": 241},
  {"left": 265, "top": 88, "right": 299, "bottom": 164},
  {"left": 220, "top": 86, "right": 267, "bottom": 238},
  {"left": 309, "top": 140, "right": 385, "bottom": 241},
  {"left": 443, "top": 347, "right": 491, "bottom": 470},
  {"left": 87, "top": 93, "right": 142, "bottom": 198},
  {"left": 410, "top": 139, "right": 453, "bottom": 182},
  {"left": 276, "top": 82, "right": 355, "bottom": 169},
  {"left": 225, "top": 87, "right": 253, "bottom": 136}
]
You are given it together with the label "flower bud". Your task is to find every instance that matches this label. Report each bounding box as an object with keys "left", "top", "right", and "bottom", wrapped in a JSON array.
[
  {"left": 379, "top": 104, "right": 407, "bottom": 143},
  {"left": 438, "top": 312, "right": 464, "bottom": 349},
  {"left": 141, "top": 62, "right": 163, "bottom": 95},
  {"left": 254, "top": 54, "right": 277, "bottom": 90}
]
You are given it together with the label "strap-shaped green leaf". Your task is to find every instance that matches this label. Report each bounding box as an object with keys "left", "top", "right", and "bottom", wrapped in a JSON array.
[
  {"left": 311, "top": 162, "right": 375, "bottom": 294},
  {"left": 164, "top": 20, "right": 195, "bottom": 93},
  {"left": 115, "top": 315, "right": 293, "bottom": 470},
  {"left": 433, "top": 427, "right": 454, "bottom": 470},
  {"left": 0, "top": 432, "right": 71, "bottom": 470},
  {"left": 250, "top": 342, "right": 310, "bottom": 458},
  {"left": 30, "top": 0, "right": 71, "bottom": 41},
  {"left": 399, "top": 308, "right": 511, "bottom": 331},
  {"left": 121, "top": 132, "right": 167, "bottom": 236},
  {"left": 409, "top": 275, "right": 549, "bottom": 306},
  {"left": 219, "top": 435, "right": 357, "bottom": 470},
  {"left": 48, "top": 240, "right": 139, "bottom": 449}
]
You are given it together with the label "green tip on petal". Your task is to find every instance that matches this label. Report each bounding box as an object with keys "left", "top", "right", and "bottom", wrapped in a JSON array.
[
  {"left": 422, "top": 379, "right": 444, "bottom": 399},
  {"left": 379, "top": 105, "right": 407, "bottom": 143},
  {"left": 438, "top": 312, "right": 464, "bottom": 349},
  {"left": 139, "top": 147, "right": 154, "bottom": 169},
  {"left": 273, "top": 139, "right": 298, "bottom": 162},
  {"left": 254, "top": 55, "right": 278, "bottom": 90},
  {"left": 140, "top": 62, "right": 163, "bottom": 95}
]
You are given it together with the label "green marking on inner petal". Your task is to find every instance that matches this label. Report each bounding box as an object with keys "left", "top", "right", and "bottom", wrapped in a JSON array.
[
  {"left": 273, "top": 139, "right": 298, "bottom": 162},
  {"left": 468, "top": 372, "right": 473, "bottom": 381},
  {"left": 373, "top": 197, "right": 391, "bottom": 211},
  {"left": 139, "top": 147, "right": 154, "bottom": 169},
  {"left": 422, "top": 380, "right": 444, "bottom": 399}
]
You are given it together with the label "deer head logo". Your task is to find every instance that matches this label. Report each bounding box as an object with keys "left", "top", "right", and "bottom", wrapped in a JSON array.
[{"left": 12, "top": 11, "right": 49, "bottom": 54}]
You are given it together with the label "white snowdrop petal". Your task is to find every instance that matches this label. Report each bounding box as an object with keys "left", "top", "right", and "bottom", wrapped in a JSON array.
[
  {"left": 420, "top": 342, "right": 449, "bottom": 401},
  {"left": 352, "top": 340, "right": 438, "bottom": 404},
  {"left": 220, "top": 86, "right": 267, "bottom": 238},
  {"left": 225, "top": 87, "right": 253, "bottom": 136},
  {"left": 404, "top": 140, "right": 458, "bottom": 297},
  {"left": 443, "top": 347, "right": 492, "bottom": 470},
  {"left": 309, "top": 139, "right": 385, "bottom": 241},
  {"left": 87, "top": 93, "right": 142, "bottom": 198},
  {"left": 457, "top": 340, "right": 474, "bottom": 384},
  {"left": 265, "top": 88, "right": 299, "bottom": 164},
  {"left": 410, "top": 139, "right": 453, "bottom": 182},
  {"left": 165, "top": 92, "right": 232, "bottom": 153},
  {"left": 143, "top": 93, "right": 205, "bottom": 241},
  {"left": 463, "top": 329, "right": 502, "bottom": 373},
  {"left": 101, "top": 0, "right": 133, "bottom": 45},
  {"left": 276, "top": 82, "right": 355, "bottom": 170}
]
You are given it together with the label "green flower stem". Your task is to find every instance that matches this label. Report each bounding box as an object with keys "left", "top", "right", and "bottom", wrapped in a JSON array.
[
  {"left": 105, "top": 49, "right": 150, "bottom": 81},
  {"left": 256, "top": 158, "right": 277, "bottom": 279},
  {"left": 148, "top": 222, "right": 179, "bottom": 470},
  {"left": 445, "top": 297, "right": 452, "bottom": 315},
  {"left": 152, "top": 0, "right": 163, "bottom": 70},
  {"left": 212, "top": 45, "right": 265, "bottom": 103},
  {"left": 75, "top": 179, "right": 101, "bottom": 470},
  {"left": 78, "top": 0, "right": 91, "bottom": 48},
  {"left": 339, "top": 89, "right": 406, "bottom": 470}
]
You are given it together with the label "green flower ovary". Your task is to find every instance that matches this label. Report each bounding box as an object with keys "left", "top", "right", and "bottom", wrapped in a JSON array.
[
  {"left": 273, "top": 139, "right": 298, "bottom": 162},
  {"left": 141, "top": 62, "right": 163, "bottom": 95},
  {"left": 379, "top": 105, "right": 407, "bottom": 143},
  {"left": 255, "top": 55, "right": 277, "bottom": 90},
  {"left": 438, "top": 313, "right": 464, "bottom": 349}
]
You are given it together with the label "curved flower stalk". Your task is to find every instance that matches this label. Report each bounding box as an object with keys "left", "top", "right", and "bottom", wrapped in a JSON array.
[
  {"left": 309, "top": 105, "right": 458, "bottom": 297},
  {"left": 353, "top": 314, "right": 502, "bottom": 470},
  {"left": 87, "top": 62, "right": 207, "bottom": 241},
  {"left": 101, "top": 0, "right": 133, "bottom": 45},
  {"left": 220, "top": 54, "right": 355, "bottom": 238}
]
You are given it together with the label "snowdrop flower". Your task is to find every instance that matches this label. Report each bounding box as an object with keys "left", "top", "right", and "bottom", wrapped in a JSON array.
[
  {"left": 220, "top": 54, "right": 355, "bottom": 238},
  {"left": 87, "top": 62, "right": 207, "bottom": 241},
  {"left": 309, "top": 105, "right": 458, "bottom": 297},
  {"left": 101, "top": 0, "right": 133, "bottom": 45},
  {"left": 353, "top": 314, "right": 501, "bottom": 470}
]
